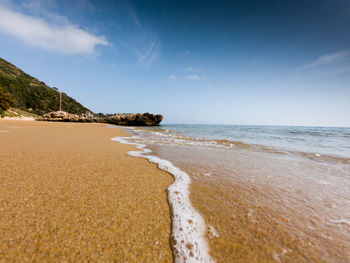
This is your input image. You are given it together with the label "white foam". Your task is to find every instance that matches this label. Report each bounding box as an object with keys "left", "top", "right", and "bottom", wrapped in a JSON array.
[
  {"left": 208, "top": 225, "right": 219, "bottom": 238},
  {"left": 273, "top": 248, "right": 291, "bottom": 262},
  {"left": 330, "top": 219, "right": 350, "bottom": 226},
  {"left": 319, "top": 181, "right": 333, "bottom": 186},
  {"left": 112, "top": 135, "right": 214, "bottom": 263}
]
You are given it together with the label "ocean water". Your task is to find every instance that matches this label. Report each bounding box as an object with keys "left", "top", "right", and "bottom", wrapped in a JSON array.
[
  {"left": 148, "top": 124, "right": 350, "bottom": 160},
  {"left": 111, "top": 124, "right": 350, "bottom": 262}
]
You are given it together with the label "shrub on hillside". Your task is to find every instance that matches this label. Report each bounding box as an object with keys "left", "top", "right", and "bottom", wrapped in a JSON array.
[
  {"left": 0, "top": 87, "right": 14, "bottom": 115},
  {"left": 0, "top": 58, "right": 90, "bottom": 115}
]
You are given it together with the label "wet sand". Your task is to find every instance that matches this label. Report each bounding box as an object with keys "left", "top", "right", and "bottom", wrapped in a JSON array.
[
  {"left": 189, "top": 167, "right": 349, "bottom": 263},
  {"left": 0, "top": 120, "right": 174, "bottom": 262},
  {"left": 148, "top": 142, "right": 349, "bottom": 263}
]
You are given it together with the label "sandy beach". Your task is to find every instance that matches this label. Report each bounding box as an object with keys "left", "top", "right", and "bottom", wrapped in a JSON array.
[{"left": 0, "top": 120, "right": 174, "bottom": 262}]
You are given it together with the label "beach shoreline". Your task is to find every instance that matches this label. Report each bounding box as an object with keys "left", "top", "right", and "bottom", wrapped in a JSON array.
[
  {"left": 112, "top": 132, "right": 214, "bottom": 262},
  {"left": 0, "top": 120, "right": 174, "bottom": 262},
  {"left": 126, "top": 124, "right": 350, "bottom": 263},
  {"left": 2, "top": 119, "right": 349, "bottom": 262}
]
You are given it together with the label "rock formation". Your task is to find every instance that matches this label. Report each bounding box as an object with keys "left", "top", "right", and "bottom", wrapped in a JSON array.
[
  {"left": 36, "top": 111, "right": 163, "bottom": 126},
  {"left": 106, "top": 113, "right": 163, "bottom": 126}
]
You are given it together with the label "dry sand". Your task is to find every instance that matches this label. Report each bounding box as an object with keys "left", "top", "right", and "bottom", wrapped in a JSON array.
[{"left": 0, "top": 120, "right": 174, "bottom": 262}]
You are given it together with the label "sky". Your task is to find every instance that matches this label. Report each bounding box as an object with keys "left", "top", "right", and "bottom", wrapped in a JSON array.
[{"left": 0, "top": 0, "right": 349, "bottom": 126}]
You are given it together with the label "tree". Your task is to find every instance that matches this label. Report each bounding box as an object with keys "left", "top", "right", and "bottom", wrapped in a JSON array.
[{"left": 0, "top": 87, "right": 14, "bottom": 115}]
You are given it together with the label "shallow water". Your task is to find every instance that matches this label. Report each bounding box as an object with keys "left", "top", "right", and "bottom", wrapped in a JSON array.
[
  {"left": 114, "top": 125, "right": 350, "bottom": 262},
  {"left": 150, "top": 124, "right": 350, "bottom": 160}
]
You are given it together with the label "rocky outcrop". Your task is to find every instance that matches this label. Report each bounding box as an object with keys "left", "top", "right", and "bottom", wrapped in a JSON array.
[
  {"left": 106, "top": 113, "right": 163, "bottom": 126},
  {"left": 37, "top": 111, "right": 97, "bottom": 122},
  {"left": 36, "top": 111, "right": 163, "bottom": 126}
]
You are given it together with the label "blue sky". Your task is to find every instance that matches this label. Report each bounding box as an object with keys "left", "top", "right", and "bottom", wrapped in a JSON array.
[{"left": 0, "top": 0, "right": 349, "bottom": 126}]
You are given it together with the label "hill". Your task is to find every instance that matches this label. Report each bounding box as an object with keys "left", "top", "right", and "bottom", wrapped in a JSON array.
[{"left": 0, "top": 58, "right": 90, "bottom": 115}]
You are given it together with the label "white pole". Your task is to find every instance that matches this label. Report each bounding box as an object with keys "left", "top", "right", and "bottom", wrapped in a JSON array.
[{"left": 59, "top": 92, "right": 62, "bottom": 112}]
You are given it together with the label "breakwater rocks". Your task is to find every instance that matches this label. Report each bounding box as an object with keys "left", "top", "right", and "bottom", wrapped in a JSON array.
[
  {"left": 36, "top": 111, "right": 163, "bottom": 126},
  {"left": 107, "top": 112, "right": 163, "bottom": 126}
]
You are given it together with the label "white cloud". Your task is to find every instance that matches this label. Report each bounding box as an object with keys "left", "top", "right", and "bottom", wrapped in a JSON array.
[
  {"left": 300, "top": 49, "right": 350, "bottom": 70},
  {"left": 170, "top": 74, "right": 177, "bottom": 79},
  {"left": 0, "top": 5, "right": 109, "bottom": 55}
]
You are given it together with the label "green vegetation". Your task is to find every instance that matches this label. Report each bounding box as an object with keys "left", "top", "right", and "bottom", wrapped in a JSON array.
[
  {"left": 0, "top": 87, "right": 14, "bottom": 116},
  {"left": 0, "top": 58, "right": 90, "bottom": 115}
]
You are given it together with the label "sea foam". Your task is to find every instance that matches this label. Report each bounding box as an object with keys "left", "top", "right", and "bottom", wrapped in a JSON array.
[{"left": 112, "top": 135, "right": 214, "bottom": 263}]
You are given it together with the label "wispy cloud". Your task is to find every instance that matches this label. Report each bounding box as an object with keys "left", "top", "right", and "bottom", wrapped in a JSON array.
[
  {"left": 122, "top": 36, "right": 161, "bottom": 68},
  {"left": 169, "top": 74, "right": 204, "bottom": 80},
  {"left": 0, "top": 5, "right": 109, "bottom": 55},
  {"left": 336, "top": 66, "right": 350, "bottom": 73},
  {"left": 170, "top": 66, "right": 206, "bottom": 80},
  {"left": 186, "top": 67, "right": 201, "bottom": 72},
  {"left": 21, "top": 0, "right": 96, "bottom": 20},
  {"left": 120, "top": 1, "right": 160, "bottom": 68},
  {"left": 187, "top": 74, "right": 200, "bottom": 80},
  {"left": 300, "top": 49, "right": 350, "bottom": 70},
  {"left": 136, "top": 39, "right": 160, "bottom": 68},
  {"left": 124, "top": 0, "right": 143, "bottom": 31},
  {"left": 21, "top": 0, "right": 56, "bottom": 12}
]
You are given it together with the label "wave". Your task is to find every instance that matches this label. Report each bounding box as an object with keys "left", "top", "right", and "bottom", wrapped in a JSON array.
[
  {"left": 111, "top": 135, "right": 214, "bottom": 263},
  {"left": 144, "top": 128, "right": 350, "bottom": 165},
  {"left": 292, "top": 151, "right": 350, "bottom": 165}
]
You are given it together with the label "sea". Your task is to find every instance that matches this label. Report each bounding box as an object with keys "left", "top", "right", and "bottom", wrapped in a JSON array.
[{"left": 111, "top": 124, "right": 350, "bottom": 263}]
